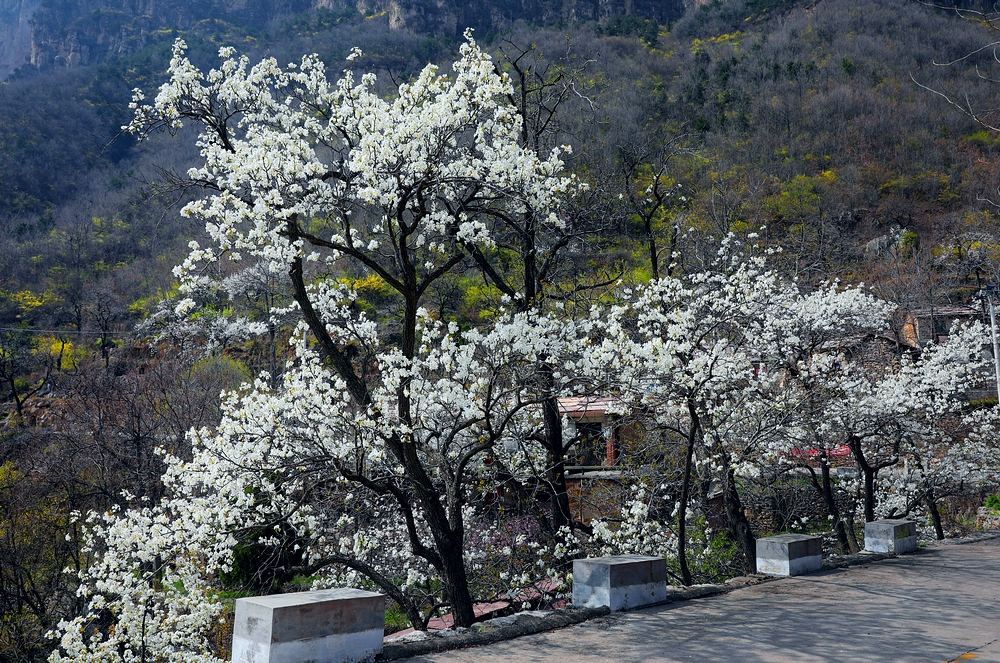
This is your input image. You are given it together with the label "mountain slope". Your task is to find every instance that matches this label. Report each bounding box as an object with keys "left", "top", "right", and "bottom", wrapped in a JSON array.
[{"left": 4, "top": 0, "right": 688, "bottom": 75}]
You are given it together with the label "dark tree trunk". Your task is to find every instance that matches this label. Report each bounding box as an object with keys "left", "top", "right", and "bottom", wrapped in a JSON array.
[
  {"left": 395, "top": 430, "right": 477, "bottom": 627},
  {"left": 645, "top": 216, "right": 659, "bottom": 281},
  {"left": 911, "top": 457, "right": 945, "bottom": 541},
  {"left": 807, "top": 452, "right": 855, "bottom": 554},
  {"left": 926, "top": 493, "right": 945, "bottom": 540},
  {"left": 845, "top": 435, "right": 878, "bottom": 523},
  {"left": 664, "top": 222, "right": 679, "bottom": 278},
  {"left": 542, "top": 382, "right": 572, "bottom": 531},
  {"left": 677, "top": 403, "right": 700, "bottom": 586},
  {"left": 399, "top": 297, "right": 476, "bottom": 628},
  {"left": 821, "top": 460, "right": 848, "bottom": 552},
  {"left": 436, "top": 530, "right": 476, "bottom": 627},
  {"left": 844, "top": 509, "right": 861, "bottom": 552},
  {"left": 862, "top": 465, "right": 877, "bottom": 523},
  {"left": 290, "top": 253, "right": 479, "bottom": 628},
  {"left": 722, "top": 465, "right": 756, "bottom": 573},
  {"left": 9, "top": 376, "right": 23, "bottom": 417}
]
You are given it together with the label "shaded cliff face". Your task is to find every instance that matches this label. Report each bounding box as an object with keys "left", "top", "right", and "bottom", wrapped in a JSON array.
[
  {"left": 27, "top": 0, "right": 314, "bottom": 69},
  {"left": 371, "top": 0, "right": 687, "bottom": 36},
  {"left": 0, "top": 0, "right": 40, "bottom": 78},
  {"left": 15, "top": 0, "right": 686, "bottom": 73}
]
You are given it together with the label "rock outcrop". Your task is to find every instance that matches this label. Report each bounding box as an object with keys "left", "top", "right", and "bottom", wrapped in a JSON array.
[
  {"left": 361, "top": 0, "right": 686, "bottom": 36},
  {"left": 7, "top": 0, "right": 687, "bottom": 74},
  {"left": 0, "top": 0, "right": 40, "bottom": 78},
  {"left": 27, "top": 0, "right": 313, "bottom": 69}
]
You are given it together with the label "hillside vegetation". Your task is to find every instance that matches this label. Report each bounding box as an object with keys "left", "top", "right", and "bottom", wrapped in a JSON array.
[{"left": 3, "top": 0, "right": 1000, "bottom": 660}]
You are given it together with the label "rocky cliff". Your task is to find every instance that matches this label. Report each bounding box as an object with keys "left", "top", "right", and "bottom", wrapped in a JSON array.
[
  {"left": 350, "top": 0, "right": 687, "bottom": 35},
  {"left": 0, "top": 0, "right": 40, "bottom": 78},
  {"left": 27, "top": 0, "right": 313, "bottom": 69},
  {"left": 10, "top": 0, "right": 687, "bottom": 73}
]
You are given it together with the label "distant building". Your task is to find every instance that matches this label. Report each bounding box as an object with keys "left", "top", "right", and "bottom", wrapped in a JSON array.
[
  {"left": 558, "top": 395, "right": 630, "bottom": 525},
  {"left": 901, "top": 305, "right": 982, "bottom": 347},
  {"left": 559, "top": 395, "right": 622, "bottom": 467},
  {"left": 821, "top": 331, "right": 919, "bottom": 361}
]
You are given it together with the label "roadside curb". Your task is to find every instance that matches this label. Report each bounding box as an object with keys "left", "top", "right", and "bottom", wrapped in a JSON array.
[
  {"left": 822, "top": 550, "right": 894, "bottom": 569},
  {"left": 935, "top": 530, "right": 1000, "bottom": 545},
  {"left": 380, "top": 531, "right": 1000, "bottom": 660},
  {"left": 379, "top": 578, "right": 778, "bottom": 660},
  {"left": 379, "top": 606, "right": 611, "bottom": 660}
]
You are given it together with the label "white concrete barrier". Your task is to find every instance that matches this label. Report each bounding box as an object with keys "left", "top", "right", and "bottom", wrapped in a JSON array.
[
  {"left": 572, "top": 555, "right": 667, "bottom": 611},
  {"left": 231, "top": 588, "right": 384, "bottom": 663},
  {"left": 756, "top": 534, "right": 823, "bottom": 576},
  {"left": 864, "top": 519, "right": 917, "bottom": 554}
]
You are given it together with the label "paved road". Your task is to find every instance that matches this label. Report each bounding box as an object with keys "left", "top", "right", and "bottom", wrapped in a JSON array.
[{"left": 405, "top": 537, "right": 1000, "bottom": 663}]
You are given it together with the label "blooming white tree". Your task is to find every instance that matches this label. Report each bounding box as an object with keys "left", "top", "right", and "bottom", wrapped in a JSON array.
[
  {"left": 875, "top": 402, "right": 1000, "bottom": 540},
  {"left": 585, "top": 240, "right": 990, "bottom": 572},
  {"left": 817, "top": 322, "right": 987, "bottom": 525},
  {"left": 763, "top": 286, "right": 988, "bottom": 548},
  {"left": 902, "top": 403, "right": 1000, "bottom": 531},
  {"left": 759, "top": 283, "right": 898, "bottom": 552},
  {"left": 586, "top": 240, "right": 792, "bottom": 581},
  {"left": 50, "top": 33, "right": 590, "bottom": 663}
]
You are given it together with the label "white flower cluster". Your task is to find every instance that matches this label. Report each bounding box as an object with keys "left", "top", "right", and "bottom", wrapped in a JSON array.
[
  {"left": 580, "top": 240, "right": 995, "bottom": 555},
  {"left": 54, "top": 34, "right": 1000, "bottom": 650},
  {"left": 126, "top": 31, "right": 582, "bottom": 302},
  {"left": 591, "top": 487, "right": 678, "bottom": 558},
  {"left": 51, "top": 300, "right": 594, "bottom": 660}
]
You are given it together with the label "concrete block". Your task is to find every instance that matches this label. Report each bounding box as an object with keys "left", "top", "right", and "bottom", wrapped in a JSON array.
[
  {"left": 756, "top": 534, "right": 823, "bottom": 577},
  {"left": 864, "top": 519, "right": 917, "bottom": 554},
  {"left": 232, "top": 588, "right": 384, "bottom": 663},
  {"left": 572, "top": 555, "right": 667, "bottom": 610}
]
